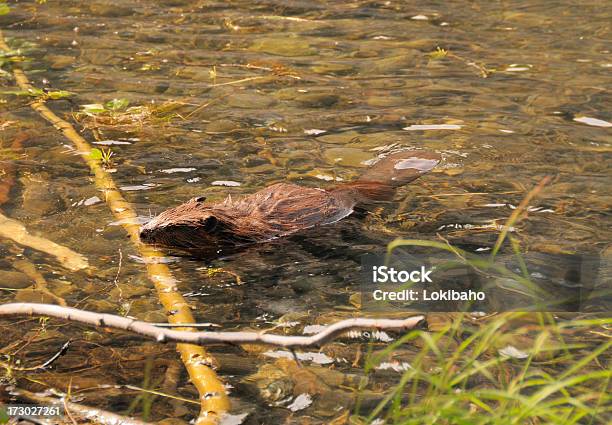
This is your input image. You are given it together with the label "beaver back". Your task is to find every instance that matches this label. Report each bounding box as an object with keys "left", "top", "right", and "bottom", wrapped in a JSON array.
[{"left": 212, "top": 183, "right": 356, "bottom": 242}]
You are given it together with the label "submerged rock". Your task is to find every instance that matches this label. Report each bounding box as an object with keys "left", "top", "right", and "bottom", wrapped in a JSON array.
[
  {"left": 14, "top": 289, "right": 58, "bottom": 304},
  {"left": 317, "top": 130, "right": 399, "bottom": 148},
  {"left": 89, "top": 3, "right": 135, "bottom": 17},
  {"left": 364, "top": 49, "right": 421, "bottom": 74},
  {"left": 206, "top": 119, "right": 241, "bottom": 133},
  {"left": 250, "top": 37, "right": 316, "bottom": 56},
  {"left": 311, "top": 62, "right": 355, "bottom": 75},
  {"left": 226, "top": 93, "right": 276, "bottom": 109},
  {"left": 20, "top": 173, "right": 64, "bottom": 218},
  {"left": 297, "top": 93, "right": 340, "bottom": 108},
  {"left": 0, "top": 270, "right": 32, "bottom": 289},
  {"left": 46, "top": 54, "right": 76, "bottom": 70},
  {"left": 323, "top": 147, "right": 372, "bottom": 167}
]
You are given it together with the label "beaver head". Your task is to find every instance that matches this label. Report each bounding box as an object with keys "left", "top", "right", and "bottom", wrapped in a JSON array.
[{"left": 139, "top": 196, "right": 225, "bottom": 250}]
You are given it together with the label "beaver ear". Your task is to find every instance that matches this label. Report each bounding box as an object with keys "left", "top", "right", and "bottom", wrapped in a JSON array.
[
  {"left": 191, "top": 196, "right": 207, "bottom": 203},
  {"left": 201, "top": 215, "right": 218, "bottom": 232}
]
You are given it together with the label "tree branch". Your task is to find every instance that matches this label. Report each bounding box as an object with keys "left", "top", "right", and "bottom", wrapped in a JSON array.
[{"left": 0, "top": 303, "right": 425, "bottom": 348}]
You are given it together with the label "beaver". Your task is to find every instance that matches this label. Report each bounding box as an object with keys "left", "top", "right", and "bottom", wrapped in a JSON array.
[{"left": 139, "top": 150, "right": 440, "bottom": 253}]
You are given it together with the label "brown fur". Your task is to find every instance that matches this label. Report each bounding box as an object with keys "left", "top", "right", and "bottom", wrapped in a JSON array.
[{"left": 140, "top": 150, "right": 440, "bottom": 253}]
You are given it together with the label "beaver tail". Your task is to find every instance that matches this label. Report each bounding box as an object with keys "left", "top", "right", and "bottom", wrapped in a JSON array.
[{"left": 334, "top": 150, "right": 441, "bottom": 201}]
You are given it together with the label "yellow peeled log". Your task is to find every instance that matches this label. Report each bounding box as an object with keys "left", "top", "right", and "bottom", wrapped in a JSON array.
[{"left": 0, "top": 30, "right": 229, "bottom": 424}]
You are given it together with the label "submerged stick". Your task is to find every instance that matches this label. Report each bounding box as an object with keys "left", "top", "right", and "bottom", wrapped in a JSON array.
[
  {"left": 11, "top": 387, "right": 152, "bottom": 425},
  {"left": 0, "top": 211, "right": 89, "bottom": 272},
  {"left": 0, "top": 30, "right": 229, "bottom": 424},
  {"left": 13, "top": 258, "right": 68, "bottom": 306},
  {"left": 0, "top": 303, "right": 425, "bottom": 348}
]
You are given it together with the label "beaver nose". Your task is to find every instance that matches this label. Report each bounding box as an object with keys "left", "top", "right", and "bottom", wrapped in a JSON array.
[{"left": 139, "top": 227, "right": 152, "bottom": 242}]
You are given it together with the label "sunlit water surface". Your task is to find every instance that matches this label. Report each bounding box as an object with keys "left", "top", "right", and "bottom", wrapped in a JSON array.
[{"left": 0, "top": 1, "right": 610, "bottom": 423}]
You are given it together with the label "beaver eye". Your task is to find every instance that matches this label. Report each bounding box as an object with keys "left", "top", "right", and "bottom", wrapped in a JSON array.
[{"left": 202, "top": 216, "right": 218, "bottom": 232}]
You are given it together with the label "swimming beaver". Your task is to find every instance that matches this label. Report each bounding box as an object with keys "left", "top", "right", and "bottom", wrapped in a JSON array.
[{"left": 140, "top": 150, "right": 440, "bottom": 253}]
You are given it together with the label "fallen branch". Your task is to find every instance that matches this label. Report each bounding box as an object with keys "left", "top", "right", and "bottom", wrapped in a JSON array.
[
  {"left": 0, "top": 303, "right": 425, "bottom": 348},
  {"left": 0, "top": 211, "right": 89, "bottom": 272}
]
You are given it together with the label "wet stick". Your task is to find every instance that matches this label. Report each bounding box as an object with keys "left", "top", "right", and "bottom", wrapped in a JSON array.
[
  {"left": 13, "top": 258, "right": 67, "bottom": 306},
  {"left": 0, "top": 30, "right": 229, "bottom": 424},
  {"left": 0, "top": 211, "right": 88, "bottom": 271}
]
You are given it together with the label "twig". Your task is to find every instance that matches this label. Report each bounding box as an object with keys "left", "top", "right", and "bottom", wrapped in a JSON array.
[
  {"left": 208, "top": 75, "right": 265, "bottom": 87},
  {"left": 63, "top": 381, "right": 79, "bottom": 425},
  {"left": 125, "top": 384, "right": 200, "bottom": 406},
  {"left": 415, "top": 191, "right": 522, "bottom": 198},
  {"left": 447, "top": 52, "right": 492, "bottom": 78},
  {"left": 0, "top": 340, "right": 71, "bottom": 372},
  {"left": 113, "top": 248, "right": 124, "bottom": 300},
  {"left": 0, "top": 303, "right": 425, "bottom": 348},
  {"left": 185, "top": 94, "right": 230, "bottom": 118}
]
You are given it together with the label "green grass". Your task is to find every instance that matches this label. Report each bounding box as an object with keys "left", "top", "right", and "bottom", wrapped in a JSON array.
[
  {"left": 353, "top": 234, "right": 609, "bottom": 423},
  {"left": 354, "top": 310, "right": 610, "bottom": 424},
  {"left": 352, "top": 175, "right": 610, "bottom": 424}
]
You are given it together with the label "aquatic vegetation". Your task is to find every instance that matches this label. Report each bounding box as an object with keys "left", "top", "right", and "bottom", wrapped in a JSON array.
[
  {"left": 428, "top": 47, "right": 448, "bottom": 60},
  {"left": 74, "top": 98, "right": 183, "bottom": 134},
  {"left": 426, "top": 45, "right": 495, "bottom": 78},
  {"left": 209, "top": 64, "right": 217, "bottom": 84},
  {"left": 0, "top": 50, "right": 25, "bottom": 64},
  {"left": 359, "top": 177, "right": 610, "bottom": 423},
  {"left": 0, "top": 40, "right": 38, "bottom": 80},
  {"left": 2, "top": 87, "right": 74, "bottom": 100},
  {"left": 0, "top": 1, "right": 9, "bottom": 16},
  {"left": 90, "top": 147, "right": 115, "bottom": 169}
]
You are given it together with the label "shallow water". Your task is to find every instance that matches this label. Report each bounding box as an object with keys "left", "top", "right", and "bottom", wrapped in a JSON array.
[{"left": 0, "top": 0, "right": 610, "bottom": 423}]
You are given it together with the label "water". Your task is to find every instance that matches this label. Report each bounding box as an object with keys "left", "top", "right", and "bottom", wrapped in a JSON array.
[{"left": 0, "top": 1, "right": 610, "bottom": 423}]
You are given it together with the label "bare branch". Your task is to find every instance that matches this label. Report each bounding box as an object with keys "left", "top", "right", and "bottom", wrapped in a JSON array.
[{"left": 0, "top": 303, "right": 425, "bottom": 348}]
